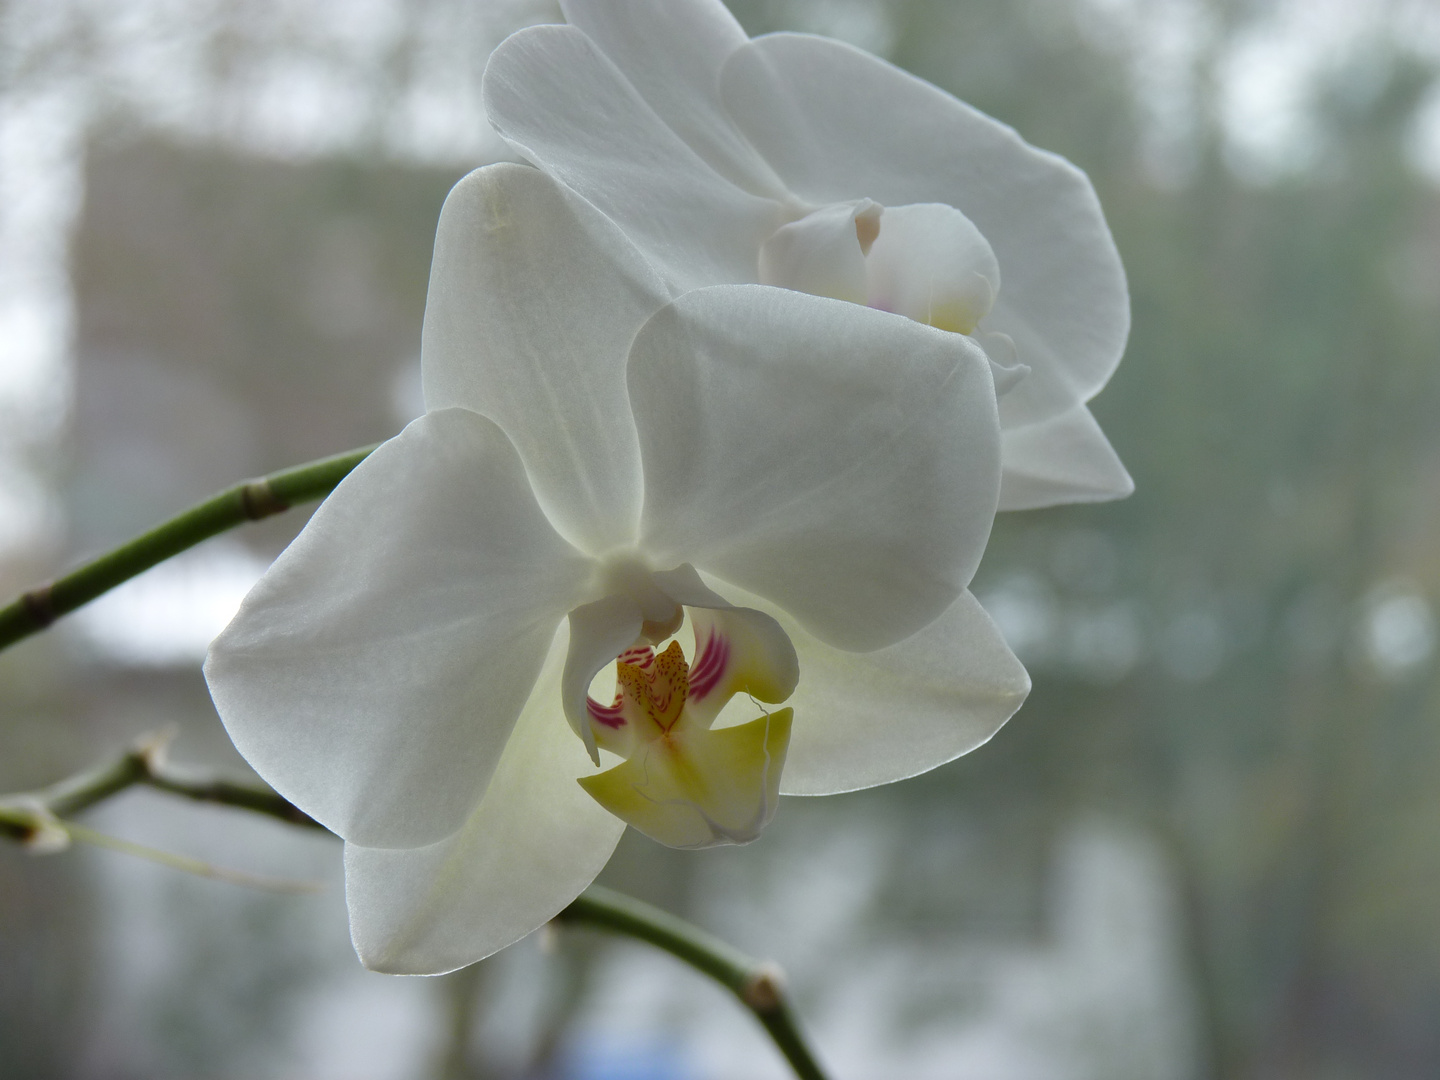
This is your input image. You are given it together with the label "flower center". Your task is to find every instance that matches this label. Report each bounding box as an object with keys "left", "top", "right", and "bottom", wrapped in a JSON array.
[
  {"left": 583, "top": 625, "right": 732, "bottom": 755},
  {"left": 616, "top": 639, "right": 688, "bottom": 734},
  {"left": 759, "top": 199, "right": 1003, "bottom": 336},
  {"left": 573, "top": 602, "right": 798, "bottom": 850}
]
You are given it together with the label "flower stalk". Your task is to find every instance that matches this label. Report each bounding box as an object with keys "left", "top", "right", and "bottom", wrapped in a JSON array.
[
  {"left": 0, "top": 443, "right": 378, "bottom": 653},
  {"left": 556, "top": 886, "right": 829, "bottom": 1080},
  {"left": 0, "top": 735, "right": 831, "bottom": 1080}
]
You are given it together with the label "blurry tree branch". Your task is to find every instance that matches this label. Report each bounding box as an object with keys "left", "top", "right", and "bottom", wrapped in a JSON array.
[{"left": 0, "top": 443, "right": 378, "bottom": 652}]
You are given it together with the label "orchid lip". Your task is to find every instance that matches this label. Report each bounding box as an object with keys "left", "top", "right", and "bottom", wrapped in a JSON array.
[
  {"left": 687, "top": 627, "right": 729, "bottom": 701},
  {"left": 572, "top": 595, "right": 799, "bottom": 849},
  {"left": 586, "top": 698, "right": 625, "bottom": 729},
  {"left": 582, "top": 618, "right": 732, "bottom": 742}
]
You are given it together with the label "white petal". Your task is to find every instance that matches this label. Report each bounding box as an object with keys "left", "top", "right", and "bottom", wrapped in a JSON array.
[
  {"left": 630, "top": 285, "right": 1001, "bottom": 652},
  {"left": 708, "top": 578, "right": 1029, "bottom": 795},
  {"left": 483, "top": 25, "right": 784, "bottom": 291},
  {"left": 561, "top": 595, "right": 644, "bottom": 762},
  {"left": 865, "top": 203, "right": 1000, "bottom": 334},
  {"left": 422, "top": 164, "right": 668, "bottom": 555},
  {"left": 205, "top": 409, "right": 593, "bottom": 849},
  {"left": 720, "top": 34, "right": 1129, "bottom": 426},
  {"left": 977, "top": 330, "right": 1032, "bottom": 399},
  {"left": 558, "top": 0, "right": 787, "bottom": 197},
  {"left": 999, "top": 402, "right": 1134, "bottom": 511},
  {"left": 346, "top": 629, "right": 626, "bottom": 974}
]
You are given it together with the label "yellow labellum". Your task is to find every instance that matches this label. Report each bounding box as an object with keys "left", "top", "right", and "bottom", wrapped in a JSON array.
[{"left": 579, "top": 707, "right": 793, "bottom": 849}]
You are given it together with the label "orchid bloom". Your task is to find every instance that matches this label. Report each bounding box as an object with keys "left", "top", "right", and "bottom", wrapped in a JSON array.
[
  {"left": 204, "top": 164, "right": 1028, "bottom": 974},
  {"left": 482, "top": 0, "right": 1133, "bottom": 511}
]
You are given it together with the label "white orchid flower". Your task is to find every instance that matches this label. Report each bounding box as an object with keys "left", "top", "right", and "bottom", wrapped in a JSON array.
[
  {"left": 482, "top": 0, "right": 1134, "bottom": 511},
  {"left": 204, "top": 164, "right": 1028, "bottom": 973}
]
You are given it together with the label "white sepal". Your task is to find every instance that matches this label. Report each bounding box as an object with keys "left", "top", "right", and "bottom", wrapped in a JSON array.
[{"left": 206, "top": 409, "right": 592, "bottom": 849}]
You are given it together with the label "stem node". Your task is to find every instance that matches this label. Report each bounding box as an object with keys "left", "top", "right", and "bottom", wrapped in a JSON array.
[
  {"left": 239, "top": 478, "right": 289, "bottom": 520},
  {"left": 21, "top": 585, "right": 56, "bottom": 629},
  {"left": 742, "top": 962, "right": 788, "bottom": 1013}
]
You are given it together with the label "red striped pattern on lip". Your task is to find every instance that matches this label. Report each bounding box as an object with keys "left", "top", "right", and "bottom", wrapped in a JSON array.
[
  {"left": 586, "top": 644, "right": 656, "bottom": 729},
  {"left": 687, "top": 628, "right": 729, "bottom": 701},
  {"left": 616, "top": 645, "right": 655, "bottom": 669},
  {"left": 585, "top": 622, "right": 738, "bottom": 734},
  {"left": 586, "top": 696, "right": 625, "bottom": 729}
]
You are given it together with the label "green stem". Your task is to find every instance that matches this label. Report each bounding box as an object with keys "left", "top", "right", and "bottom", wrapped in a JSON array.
[
  {"left": 0, "top": 741, "right": 829, "bottom": 1078},
  {"left": 0, "top": 444, "right": 378, "bottom": 653},
  {"left": 557, "top": 887, "right": 830, "bottom": 1080},
  {"left": 0, "top": 740, "right": 829, "bottom": 1079}
]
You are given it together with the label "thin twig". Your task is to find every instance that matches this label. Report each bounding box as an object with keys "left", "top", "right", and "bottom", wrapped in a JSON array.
[
  {"left": 61, "top": 820, "right": 323, "bottom": 894},
  {"left": 0, "top": 443, "right": 378, "bottom": 652}
]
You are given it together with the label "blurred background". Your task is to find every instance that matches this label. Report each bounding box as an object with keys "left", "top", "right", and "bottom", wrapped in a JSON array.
[{"left": 2, "top": 0, "right": 1439, "bottom": 1076}]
